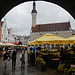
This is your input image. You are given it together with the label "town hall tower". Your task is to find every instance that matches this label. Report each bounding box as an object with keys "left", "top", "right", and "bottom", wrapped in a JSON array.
[{"left": 31, "top": 1, "right": 37, "bottom": 27}]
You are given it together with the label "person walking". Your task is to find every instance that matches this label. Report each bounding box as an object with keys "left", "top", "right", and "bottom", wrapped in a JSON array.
[
  {"left": 27, "top": 45, "right": 30, "bottom": 62},
  {"left": 3, "top": 50, "right": 10, "bottom": 68},
  {"left": 12, "top": 49, "right": 16, "bottom": 69},
  {"left": 20, "top": 49, "right": 25, "bottom": 69},
  {"left": 73, "top": 44, "right": 75, "bottom": 54},
  {"left": 60, "top": 47, "right": 64, "bottom": 63}
]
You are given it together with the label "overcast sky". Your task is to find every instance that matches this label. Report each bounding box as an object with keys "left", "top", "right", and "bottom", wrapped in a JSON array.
[{"left": 2, "top": 1, "right": 75, "bottom": 36}]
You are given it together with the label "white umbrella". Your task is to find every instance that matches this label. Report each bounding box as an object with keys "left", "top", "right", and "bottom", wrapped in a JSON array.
[
  {"left": 20, "top": 45, "right": 27, "bottom": 47},
  {"left": 0, "top": 42, "right": 5, "bottom": 46},
  {"left": 3, "top": 43, "right": 16, "bottom": 46},
  {"left": 16, "top": 45, "right": 27, "bottom": 47}
]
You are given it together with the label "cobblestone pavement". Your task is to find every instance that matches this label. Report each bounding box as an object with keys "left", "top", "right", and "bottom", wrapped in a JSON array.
[{"left": 0, "top": 51, "right": 57, "bottom": 75}]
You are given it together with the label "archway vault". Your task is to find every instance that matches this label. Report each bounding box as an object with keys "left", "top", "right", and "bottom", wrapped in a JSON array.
[{"left": 0, "top": 0, "right": 75, "bottom": 20}]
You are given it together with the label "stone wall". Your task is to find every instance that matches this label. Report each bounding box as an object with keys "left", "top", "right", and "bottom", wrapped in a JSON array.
[{"left": 30, "top": 30, "right": 73, "bottom": 41}]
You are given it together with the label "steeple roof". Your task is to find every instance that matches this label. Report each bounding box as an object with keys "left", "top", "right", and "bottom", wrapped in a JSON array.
[{"left": 31, "top": 1, "right": 37, "bottom": 13}]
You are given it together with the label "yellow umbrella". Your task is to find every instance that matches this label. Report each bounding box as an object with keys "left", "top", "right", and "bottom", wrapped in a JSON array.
[
  {"left": 35, "top": 34, "right": 74, "bottom": 44},
  {"left": 28, "top": 40, "right": 39, "bottom": 45},
  {"left": 67, "top": 35, "right": 75, "bottom": 44},
  {"left": 67, "top": 35, "right": 75, "bottom": 40}
]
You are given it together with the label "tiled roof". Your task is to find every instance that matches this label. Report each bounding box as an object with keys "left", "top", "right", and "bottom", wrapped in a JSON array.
[
  {"left": 4, "top": 41, "right": 22, "bottom": 45},
  {"left": 32, "top": 22, "right": 70, "bottom": 32}
]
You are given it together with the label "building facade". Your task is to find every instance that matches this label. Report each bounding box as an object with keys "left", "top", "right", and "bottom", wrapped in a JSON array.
[
  {"left": 8, "top": 28, "right": 15, "bottom": 42},
  {"left": 30, "top": 1, "right": 75, "bottom": 42},
  {"left": 0, "top": 19, "right": 16, "bottom": 43},
  {"left": 1, "top": 19, "right": 8, "bottom": 42},
  {"left": 0, "top": 19, "right": 30, "bottom": 44},
  {"left": 18, "top": 36, "right": 30, "bottom": 45}
]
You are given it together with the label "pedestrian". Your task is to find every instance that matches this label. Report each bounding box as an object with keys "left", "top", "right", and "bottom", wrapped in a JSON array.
[
  {"left": 20, "top": 49, "right": 25, "bottom": 69},
  {"left": 11, "top": 49, "right": 16, "bottom": 69},
  {"left": 27, "top": 45, "right": 30, "bottom": 62},
  {"left": 73, "top": 44, "right": 75, "bottom": 54},
  {"left": 60, "top": 47, "right": 64, "bottom": 63},
  {"left": 3, "top": 50, "right": 10, "bottom": 68},
  {"left": 24, "top": 47, "right": 27, "bottom": 51},
  {"left": 33, "top": 46, "right": 36, "bottom": 53},
  {"left": 21, "top": 48, "right": 25, "bottom": 54}
]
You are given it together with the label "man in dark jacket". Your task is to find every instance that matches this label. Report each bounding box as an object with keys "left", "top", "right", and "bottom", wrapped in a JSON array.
[{"left": 12, "top": 50, "right": 16, "bottom": 69}]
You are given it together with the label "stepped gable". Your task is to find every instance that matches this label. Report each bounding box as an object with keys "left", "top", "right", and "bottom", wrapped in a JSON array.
[{"left": 32, "top": 22, "right": 70, "bottom": 32}]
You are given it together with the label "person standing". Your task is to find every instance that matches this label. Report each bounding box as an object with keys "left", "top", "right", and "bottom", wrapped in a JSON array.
[
  {"left": 21, "top": 53, "right": 25, "bottom": 69},
  {"left": 27, "top": 45, "right": 30, "bottom": 62},
  {"left": 33, "top": 46, "right": 36, "bottom": 53},
  {"left": 20, "top": 49, "right": 25, "bottom": 69},
  {"left": 3, "top": 51, "right": 10, "bottom": 68},
  {"left": 73, "top": 44, "right": 75, "bottom": 54},
  {"left": 60, "top": 47, "right": 64, "bottom": 63},
  {"left": 12, "top": 49, "right": 16, "bottom": 69},
  {"left": 33, "top": 46, "right": 36, "bottom": 65}
]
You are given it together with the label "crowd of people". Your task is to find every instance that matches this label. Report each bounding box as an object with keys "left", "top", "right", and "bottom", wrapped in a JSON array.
[
  {"left": 2, "top": 45, "right": 38, "bottom": 70},
  {"left": 2, "top": 44, "right": 75, "bottom": 70},
  {"left": 59, "top": 44, "right": 75, "bottom": 64},
  {"left": 3, "top": 47, "right": 26, "bottom": 70}
]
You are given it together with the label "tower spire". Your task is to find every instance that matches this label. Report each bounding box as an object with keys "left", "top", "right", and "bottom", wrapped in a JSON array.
[
  {"left": 31, "top": 1, "right": 37, "bottom": 13},
  {"left": 31, "top": 1, "right": 37, "bottom": 27},
  {"left": 33, "top": 1, "right": 36, "bottom": 10}
]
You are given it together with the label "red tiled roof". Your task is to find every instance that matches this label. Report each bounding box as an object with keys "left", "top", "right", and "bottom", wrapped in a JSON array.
[
  {"left": 32, "top": 22, "right": 70, "bottom": 32},
  {"left": 15, "top": 41, "right": 22, "bottom": 45},
  {"left": 4, "top": 41, "right": 22, "bottom": 45}
]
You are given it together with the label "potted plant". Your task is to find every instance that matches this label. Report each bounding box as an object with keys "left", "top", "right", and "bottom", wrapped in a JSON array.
[
  {"left": 57, "top": 64, "right": 75, "bottom": 75},
  {"left": 36, "top": 57, "right": 46, "bottom": 71},
  {"left": 41, "top": 61, "right": 46, "bottom": 71}
]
